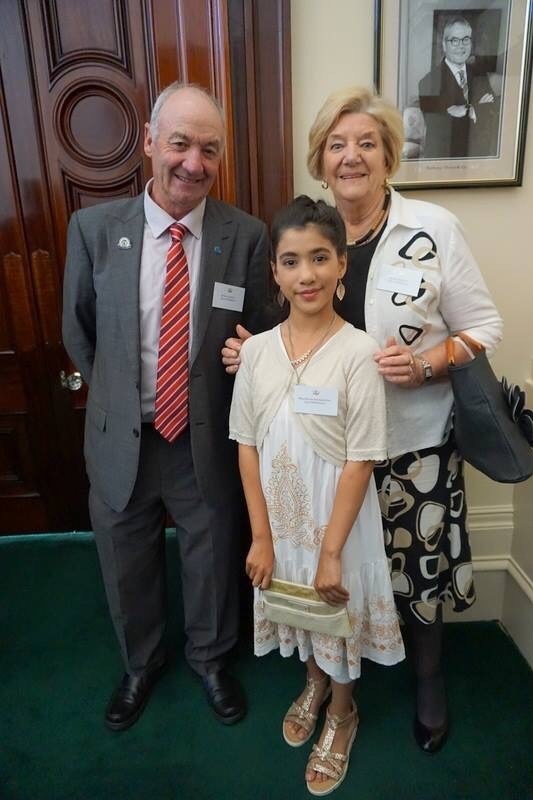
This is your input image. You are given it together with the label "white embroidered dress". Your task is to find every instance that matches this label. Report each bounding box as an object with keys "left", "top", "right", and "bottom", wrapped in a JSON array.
[{"left": 230, "top": 325, "right": 405, "bottom": 682}]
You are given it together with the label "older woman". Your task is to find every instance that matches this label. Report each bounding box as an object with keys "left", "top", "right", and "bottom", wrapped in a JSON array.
[{"left": 223, "top": 87, "right": 502, "bottom": 762}]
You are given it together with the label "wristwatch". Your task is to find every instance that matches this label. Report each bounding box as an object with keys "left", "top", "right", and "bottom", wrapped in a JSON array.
[{"left": 420, "top": 358, "right": 433, "bottom": 382}]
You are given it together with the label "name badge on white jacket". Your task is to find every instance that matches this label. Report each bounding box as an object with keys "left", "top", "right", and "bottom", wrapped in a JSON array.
[
  {"left": 377, "top": 265, "right": 423, "bottom": 297},
  {"left": 294, "top": 385, "right": 338, "bottom": 416}
]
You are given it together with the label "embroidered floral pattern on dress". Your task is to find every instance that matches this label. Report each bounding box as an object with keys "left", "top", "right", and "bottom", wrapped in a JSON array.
[
  {"left": 360, "top": 597, "right": 404, "bottom": 653},
  {"left": 254, "top": 594, "right": 403, "bottom": 678},
  {"left": 251, "top": 398, "right": 405, "bottom": 680},
  {"left": 264, "top": 442, "right": 320, "bottom": 550}
]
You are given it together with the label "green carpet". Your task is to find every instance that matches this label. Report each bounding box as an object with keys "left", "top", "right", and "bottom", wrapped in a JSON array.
[{"left": 1, "top": 534, "right": 532, "bottom": 800}]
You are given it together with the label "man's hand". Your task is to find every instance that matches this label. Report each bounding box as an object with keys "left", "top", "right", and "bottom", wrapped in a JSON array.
[
  {"left": 447, "top": 104, "right": 469, "bottom": 118},
  {"left": 221, "top": 324, "right": 252, "bottom": 374},
  {"left": 479, "top": 93, "right": 494, "bottom": 104}
]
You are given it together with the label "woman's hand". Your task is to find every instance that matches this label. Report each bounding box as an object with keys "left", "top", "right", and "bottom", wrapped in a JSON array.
[
  {"left": 246, "top": 537, "right": 274, "bottom": 589},
  {"left": 221, "top": 324, "right": 252, "bottom": 374},
  {"left": 374, "top": 336, "right": 424, "bottom": 388},
  {"left": 314, "top": 551, "right": 350, "bottom": 606}
]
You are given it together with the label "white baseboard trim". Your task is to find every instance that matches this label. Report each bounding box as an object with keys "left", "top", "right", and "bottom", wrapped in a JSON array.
[
  {"left": 444, "top": 549, "right": 533, "bottom": 669},
  {"left": 444, "top": 504, "right": 513, "bottom": 625},
  {"left": 443, "top": 558, "right": 506, "bottom": 623},
  {"left": 507, "top": 556, "right": 533, "bottom": 604},
  {"left": 467, "top": 504, "right": 514, "bottom": 559},
  {"left": 502, "top": 556, "right": 533, "bottom": 668}
]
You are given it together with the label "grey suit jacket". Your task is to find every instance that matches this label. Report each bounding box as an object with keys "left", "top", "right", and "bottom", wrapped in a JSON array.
[{"left": 62, "top": 194, "right": 270, "bottom": 512}]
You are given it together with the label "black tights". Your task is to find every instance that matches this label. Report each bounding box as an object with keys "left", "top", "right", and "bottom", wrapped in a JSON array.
[{"left": 404, "top": 607, "right": 447, "bottom": 728}]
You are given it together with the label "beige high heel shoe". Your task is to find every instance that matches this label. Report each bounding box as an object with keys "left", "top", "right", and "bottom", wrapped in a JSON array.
[
  {"left": 282, "top": 674, "right": 331, "bottom": 747},
  {"left": 305, "top": 701, "right": 359, "bottom": 796}
]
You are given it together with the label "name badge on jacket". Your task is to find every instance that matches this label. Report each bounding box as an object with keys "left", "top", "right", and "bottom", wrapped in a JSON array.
[
  {"left": 377, "top": 265, "right": 423, "bottom": 297},
  {"left": 293, "top": 386, "right": 338, "bottom": 416},
  {"left": 212, "top": 282, "right": 245, "bottom": 312}
]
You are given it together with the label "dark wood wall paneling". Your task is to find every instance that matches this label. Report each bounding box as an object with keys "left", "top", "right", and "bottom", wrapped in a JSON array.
[
  {"left": 0, "top": 0, "right": 292, "bottom": 533},
  {"left": 228, "top": 0, "right": 293, "bottom": 224}
]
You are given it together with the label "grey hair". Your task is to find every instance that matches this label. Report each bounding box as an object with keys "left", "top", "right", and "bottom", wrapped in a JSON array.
[
  {"left": 149, "top": 81, "right": 225, "bottom": 139},
  {"left": 442, "top": 16, "right": 472, "bottom": 42}
]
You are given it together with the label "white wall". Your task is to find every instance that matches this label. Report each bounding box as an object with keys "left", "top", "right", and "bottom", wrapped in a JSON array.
[{"left": 291, "top": 0, "right": 533, "bottom": 659}]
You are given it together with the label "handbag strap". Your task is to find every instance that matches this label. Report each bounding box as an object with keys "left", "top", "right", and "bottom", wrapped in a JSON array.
[{"left": 447, "top": 332, "right": 484, "bottom": 366}]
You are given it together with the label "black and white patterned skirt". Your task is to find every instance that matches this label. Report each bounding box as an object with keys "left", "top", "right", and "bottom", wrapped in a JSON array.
[{"left": 374, "top": 430, "right": 475, "bottom": 625}]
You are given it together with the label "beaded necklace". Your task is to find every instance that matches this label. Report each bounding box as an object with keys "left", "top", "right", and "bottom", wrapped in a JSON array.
[
  {"left": 346, "top": 189, "right": 391, "bottom": 247},
  {"left": 286, "top": 312, "right": 337, "bottom": 383}
]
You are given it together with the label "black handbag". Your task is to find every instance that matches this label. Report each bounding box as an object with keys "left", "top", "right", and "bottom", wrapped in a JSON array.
[{"left": 447, "top": 332, "right": 533, "bottom": 483}]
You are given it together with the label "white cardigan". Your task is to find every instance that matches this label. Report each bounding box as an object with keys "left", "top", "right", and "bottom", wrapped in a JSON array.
[
  {"left": 229, "top": 324, "right": 387, "bottom": 467},
  {"left": 362, "top": 188, "right": 503, "bottom": 457}
]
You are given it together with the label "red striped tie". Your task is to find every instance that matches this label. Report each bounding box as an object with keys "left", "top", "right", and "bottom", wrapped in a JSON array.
[{"left": 154, "top": 223, "right": 190, "bottom": 442}]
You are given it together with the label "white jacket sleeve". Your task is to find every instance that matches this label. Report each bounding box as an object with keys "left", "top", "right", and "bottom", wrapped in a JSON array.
[{"left": 438, "top": 217, "right": 503, "bottom": 356}]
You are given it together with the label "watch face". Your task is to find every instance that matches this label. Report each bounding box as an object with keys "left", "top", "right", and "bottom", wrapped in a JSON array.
[{"left": 423, "top": 361, "right": 433, "bottom": 380}]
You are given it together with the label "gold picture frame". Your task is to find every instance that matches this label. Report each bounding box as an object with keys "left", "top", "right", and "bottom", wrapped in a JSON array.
[{"left": 374, "top": 0, "right": 533, "bottom": 187}]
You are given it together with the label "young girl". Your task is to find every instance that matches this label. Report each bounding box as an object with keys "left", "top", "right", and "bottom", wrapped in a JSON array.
[{"left": 229, "top": 196, "right": 404, "bottom": 796}]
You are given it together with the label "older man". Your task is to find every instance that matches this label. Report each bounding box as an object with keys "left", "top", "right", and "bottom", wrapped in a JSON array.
[
  {"left": 419, "top": 17, "right": 498, "bottom": 158},
  {"left": 62, "top": 83, "right": 270, "bottom": 729}
]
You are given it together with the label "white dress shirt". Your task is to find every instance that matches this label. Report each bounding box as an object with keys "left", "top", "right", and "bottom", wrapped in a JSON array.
[
  {"left": 445, "top": 58, "right": 468, "bottom": 91},
  {"left": 139, "top": 180, "right": 206, "bottom": 418}
]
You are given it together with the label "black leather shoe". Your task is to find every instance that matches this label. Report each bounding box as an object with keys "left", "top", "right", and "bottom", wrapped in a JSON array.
[
  {"left": 105, "top": 662, "right": 166, "bottom": 731},
  {"left": 202, "top": 669, "right": 246, "bottom": 725},
  {"left": 413, "top": 715, "right": 449, "bottom": 753}
]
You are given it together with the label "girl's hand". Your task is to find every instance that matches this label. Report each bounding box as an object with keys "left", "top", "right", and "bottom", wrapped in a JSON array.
[
  {"left": 221, "top": 324, "right": 252, "bottom": 374},
  {"left": 314, "top": 551, "right": 349, "bottom": 605},
  {"left": 374, "top": 336, "right": 424, "bottom": 388},
  {"left": 246, "top": 538, "right": 274, "bottom": 589}
]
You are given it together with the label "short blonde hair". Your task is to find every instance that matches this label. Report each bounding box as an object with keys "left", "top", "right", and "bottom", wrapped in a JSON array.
[{"left": 307, "top": 86, "right": 404, "bottom": 180}]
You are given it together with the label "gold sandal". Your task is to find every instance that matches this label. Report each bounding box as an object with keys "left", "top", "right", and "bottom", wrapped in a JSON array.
[
  {"left": 282, "top": 675, "right": 331, "bottom": 748},
  {"left": 305, "top": 702, "right": 359, "bottom": 796}
]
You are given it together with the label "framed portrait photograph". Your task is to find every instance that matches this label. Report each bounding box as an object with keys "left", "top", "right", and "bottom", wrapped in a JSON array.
[{"left": 374, "top": 0, "right": 533, "bottom": 187}]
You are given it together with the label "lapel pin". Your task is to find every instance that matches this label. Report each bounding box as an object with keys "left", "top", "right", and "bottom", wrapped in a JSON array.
[
  {"left": 118, "top": 237, "right": 132, "bottom": 249},
  {"left": 214, "top": 245, "right": 222, "bottom": 254}
]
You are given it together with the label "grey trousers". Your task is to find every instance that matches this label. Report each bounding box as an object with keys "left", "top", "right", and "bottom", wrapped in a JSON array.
[{"left": 89, "top": 425, "right": 241, "bottom": 677}]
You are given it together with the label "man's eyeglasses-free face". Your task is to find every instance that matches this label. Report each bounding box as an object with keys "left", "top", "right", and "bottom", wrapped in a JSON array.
[{"left": 445, "top": 36, "right": 472, "bottom": 47}]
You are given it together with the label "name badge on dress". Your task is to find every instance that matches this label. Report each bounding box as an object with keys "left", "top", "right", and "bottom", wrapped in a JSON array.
[
  {"left": 212, "top": 282, "right": 245, "bottom": 312},
  {"left": 293, "top": 385, "right": 338, "bottom": 416},
  {"left": 377, "top": 265, "right": 423, "bottom": 297}
]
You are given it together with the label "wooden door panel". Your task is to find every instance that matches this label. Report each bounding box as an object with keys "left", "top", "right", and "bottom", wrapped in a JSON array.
[
  {"left": 0, "top": 58, "right": 55, "bottom": 533},
  {"left": 0, "top": 243, "right": 55, "bottom": 531},
  {"left": 0, "top": 0, "right": 292, "bottom": 533},
  {"left": 146, "top": 0, "right": 237, "bottom": 204},
  {"left": 25, "top": 0, "right": 153, "bottom": 264}
]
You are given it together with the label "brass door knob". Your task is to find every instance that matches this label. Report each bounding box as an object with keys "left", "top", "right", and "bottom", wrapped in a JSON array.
[{"left": 60, "top": 370, "right": 83, "bottom": 391}]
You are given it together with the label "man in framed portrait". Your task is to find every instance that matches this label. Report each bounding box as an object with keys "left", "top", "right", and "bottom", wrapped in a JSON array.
[{"left": 418, "top": 16, "right": 499, "bottom": 158}]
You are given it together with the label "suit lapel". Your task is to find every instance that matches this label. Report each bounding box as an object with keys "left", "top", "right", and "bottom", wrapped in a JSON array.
[
  {"left": 443, "top": 61, "right": 462, "bottom": 104},
  {"left": 108, "top": 196, "right": 145, "bottom": 378},
  {"left": 191, "top": 198, "right": 237, "bottom": 366}
]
